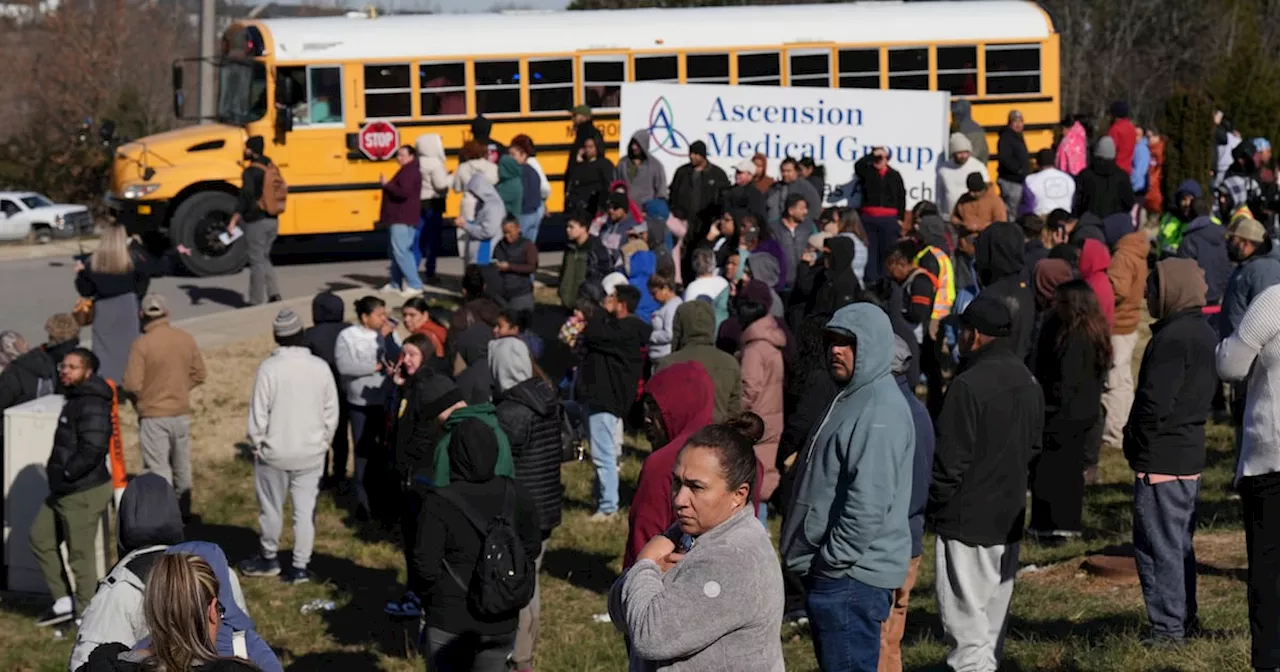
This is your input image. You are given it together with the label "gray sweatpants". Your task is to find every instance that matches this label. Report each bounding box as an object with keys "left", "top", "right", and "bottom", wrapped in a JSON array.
[
  {"left": 245, "top": 217, "right": 280, "bottom": 305},
  {"left": 139, "top": 415, "right": 192, "bottom": 497},
  {"left": 935, "top": 536, "right": 1019, "bottom": 672},
  {"left": 255, "top": 459, "right": 323, "bottom": 569}
]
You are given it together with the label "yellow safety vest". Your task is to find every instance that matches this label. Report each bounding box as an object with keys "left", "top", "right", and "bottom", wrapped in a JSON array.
[{"left": 914, "top": 246, "right": 955, "bottom": 321}]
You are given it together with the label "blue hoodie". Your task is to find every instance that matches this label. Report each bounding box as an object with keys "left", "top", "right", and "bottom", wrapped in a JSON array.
[
  {"left": 779, "top": 303, "right": 915, "bottom": 589},
  {"left": 628, "top": 250, "right": 659, "bottom": 322}
]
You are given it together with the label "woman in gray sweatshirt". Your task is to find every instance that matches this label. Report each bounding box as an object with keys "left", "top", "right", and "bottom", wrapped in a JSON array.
[{"left": 608, "top": 421, "right": 784, "bottom": 671}]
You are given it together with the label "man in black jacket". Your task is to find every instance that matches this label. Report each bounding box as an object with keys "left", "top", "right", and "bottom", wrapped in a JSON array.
[
  {"left": 929, "top": 296, "right": 1044, "bottom": 672},
  {"left": 578, "top": 284, "right": 651, "bottom": 521},
  {"left": 1124, "top": 257, "right": 1216, "bottom": 648},
  {"left": 29, "top": 348, "right": 115, "bottom": 626},
  {"left": 0, "top": 313, "right": 79, "bottom": 456},
  {"left": 227, "top": 135, "right": 282, "bottom": 305},
  {"left": 304, "top": 292, "right": 350, "bottom": 489},
  {"left": 669, "top": 140, "right": 729, "bottom": 249},
  {"left": 557, "top": 213, "right": 613, "bottom": 309},
  {"left": 565, "top": 136, "right": 614, "bottom": 217},
  {"left": 974, "top": 221, "right": 1036, "bottom": 360},
  {"left": 725, "top": 158, "right": 768, "bottom": 224},
  {"left": 997, "top": 110, "right": 1029, "bottom": 220},
  {"left": 1074, "top": 137, "right": 1136, "bottom": 219}
]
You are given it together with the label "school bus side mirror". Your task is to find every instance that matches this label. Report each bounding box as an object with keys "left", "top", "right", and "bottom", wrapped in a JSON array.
[{"left": 171, "top": 63, "right": 185, "bottom": 118}]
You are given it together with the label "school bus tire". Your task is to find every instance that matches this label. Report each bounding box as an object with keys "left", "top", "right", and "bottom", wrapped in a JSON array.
[{"left": 170, "top": 191, "right": 247, "bottom": 277}]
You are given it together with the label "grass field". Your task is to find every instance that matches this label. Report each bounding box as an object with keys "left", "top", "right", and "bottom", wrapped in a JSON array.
[{"left": 0, "top": 317, "right": 1256, "bottom": 671}]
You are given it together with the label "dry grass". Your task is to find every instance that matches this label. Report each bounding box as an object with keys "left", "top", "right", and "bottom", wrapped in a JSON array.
[{"left": 0, "top": 316, "right": 1258, "bottom": 672}]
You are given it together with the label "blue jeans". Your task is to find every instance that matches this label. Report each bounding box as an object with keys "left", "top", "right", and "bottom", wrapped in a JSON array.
[
  {"left": 389, "top": 223, "right": 423, "bottom": 291},
  {"left": 804, "top": 575, "right": 892, "bottom": 672},
  {"left": 518, "top": 205, "right": 545, "bottom": 246},
  {"left": 588, "top": 411, "right": 620, "bottom": 515},
  {"left": 1133, "top": 476, "right": 1200, "bottom": 639},
  {"left": 416, "top": 205, "right": 444, "bottom": 277}
]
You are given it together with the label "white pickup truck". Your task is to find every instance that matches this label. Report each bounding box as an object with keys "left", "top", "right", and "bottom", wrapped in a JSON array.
[{"left": 0, "top": 191, "right": 94, "bottom": 243}]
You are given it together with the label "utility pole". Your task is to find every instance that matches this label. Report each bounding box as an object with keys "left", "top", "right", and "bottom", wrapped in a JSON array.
[{"left": 198, "top": 0, "right": 217, "bottom": 123}]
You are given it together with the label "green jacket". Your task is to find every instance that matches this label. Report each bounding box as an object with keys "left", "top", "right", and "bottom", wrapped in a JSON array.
[
  {"left": 496, "top": 155, "right": 524, "bottom": 219},
  {"left": 432, "top": 404, "right": 515, "bottom": 487},
  {"left": 655, "top": 301, "right": 742, "bottom": 422},
  {"left": 557, "top": 235, "right": 612, "bottom": 308},
  {"left": 1158, "top": 212, "right": 1220, "bottom": 253}
]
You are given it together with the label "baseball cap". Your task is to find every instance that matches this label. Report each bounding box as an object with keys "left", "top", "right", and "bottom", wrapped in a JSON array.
[
  {"left": 140, "top": 293, "right": 167, "bottom": 318},
  {"left": 734, "top": 158, "right": 756, "bottom": 174},
  {"left": 960, "top": 295, "right": 1012, "bottom": 338},
  {"left": 569, "top": 104, "right": 592, "bottom": 118},
  {"left": 1229, "top": 217, "right": 1267, "bottom": 244},
  {"left": 602, "top": 272, "right": 629, "bottom": 296}
]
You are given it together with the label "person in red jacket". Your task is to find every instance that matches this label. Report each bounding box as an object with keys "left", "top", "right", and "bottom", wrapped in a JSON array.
[
  {"left": 624, "top": 360, "right": 715, "bottom": 569},
  {"left": 1107, "top": 101, "right": 1137, "bottom": 176}
]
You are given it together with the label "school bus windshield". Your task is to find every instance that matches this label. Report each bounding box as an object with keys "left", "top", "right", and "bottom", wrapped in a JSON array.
[{"left": 217, "top": 60, "right": 267, "bottom": 126}]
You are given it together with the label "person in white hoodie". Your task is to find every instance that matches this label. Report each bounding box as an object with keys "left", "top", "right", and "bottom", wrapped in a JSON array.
[
  {"left": 1021, "top": 148, "right": 1076, "bottom": 216},
  {"left": 937, "top": 132, "right": 989, "bottom": 219},
  {"left": 416, "top": 134, "right": 453, "bottom": 281},
  {"left": 239, "top": 309, "right": 338, "bottom": 584},
  {"left": 451, "top": 140, "right": 503, "bottom": 264},
  {"left": 334, "top": 296, "right": 398, "bottom": 516}
]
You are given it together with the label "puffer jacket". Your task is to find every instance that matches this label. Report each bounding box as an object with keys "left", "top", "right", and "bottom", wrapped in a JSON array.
[
  {"left": 739, "top": 316, "right": 786, "bottom": 501},
  {"left": 494, "top": 377, "right": 563, "bottom": 533},
  {"left": 452, "top": 158, "right": 498, "bottom": 223},
  {"left": 416, "top": 134, "right": 453, "bottom": 201},
  {"left": 1176, "top": 216, "right": 1231, "bottom": 306},
  {"left": 48, "top": 376, "right": 114, "bottom": 497}
]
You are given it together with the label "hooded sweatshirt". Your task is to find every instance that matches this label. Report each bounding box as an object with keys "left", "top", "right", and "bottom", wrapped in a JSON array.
[
  {"left": 248, "top": 346, "right": 339, "bottom": 470},
  {"left": 416, "top": 134, "right": 452, "bottom": 201},
  {"left": 1222, "top": 238, "right": 1280, "bottom": 338},
  {"left": 1078, "top": 238, "right": 1116, "bottom": 327},
  {"left": 454, "top": 323, "right": 493, "bottom": 404},
  {"left": 616, "top": 129, "right": 668, "bottom": 206},
  {"left": 780, "top": 304, "right": 915, "bottom": 589},
  {"left": 496, "top": 155, "right": 524, "bottom": 218},
  {"left": 1109, "top": 232, "right": 1150, "bottom": 334},
  {"left": 655, "top": 301, "right": 743, "bottom": 422},
  {"left": 464, "top": 171, "right": 505, "bottom": 242},
  {"left": 470, "top": 115, "right": 507, "bottom": 159},
  {"left": 628, "top": 250, "right": 660, "bottom": 322},
  {"left": 1124, "top": 258, "right": 1215, "bottom": 476},
  {"left": 812, "top": 235, "right": 861, "bottom": 314},
  {"left": 1074, "top": 157, "right": 1136, "bottom": 218},
  {"left": 70, "top": 473, "right": 184, "bottom": 672},
  {"left": 975, "top": 221, "right": 1036, "bottom": 359},
  {"left": 303, "top": 292, "right": 346, "bottom": 379},
  {"left": 739, "top": 315, "right": 787, "bottom": 501},
  {"left": 1176, "top": 216, "right": 1230, "bottom": 305},
  {"left": 624, "top": 361, "right": 715, "bottom": 568},
  {"left": 746, "top": 254, "right": 785, "bottom": 318},
  {"left": 952, "top": 100, "right": 989, "bottom": 164},
  {"left": 452, "top": 158, "right": 499, "bottom": 223}
]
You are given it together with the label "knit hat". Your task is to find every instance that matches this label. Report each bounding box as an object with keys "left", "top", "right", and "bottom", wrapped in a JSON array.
[
  {"left": 607, "top": 192, "right": 629, "bottom": 212},
  {"left": 689, "top": 140, "right": 708, "bottom": 158},
  {"left": 949, "top": 132, "right": 973, "bottom": 155},
  {"left": 140, "top": 293, "right": 167, "bottom": 318},
  {"left": 966, "top": 172, "right": 986, "bottom": 192},
  {"left": 602, "top": 272, "right": 629, "bottom": 296},
  {"left": 246, "top": 136, "right": 265, "bottom": 156},
  {"left": 734, "top": 158, "right": 756, "bottom": 174},
  {"left": 1110, "top": 100, "right": 1130, "bottom": 119},
  {"left": 488, "top": 337, "right": 532, "bottom": 393},
  {"left": 1255, "top": 138, "right": 1272, "bottom": 153},
  {"left": 890, "top": 335, "right": 913, "bottom": 376},
  {"left": 272, "top": 308, "right": 303, "bottom": 338},
  {"left": 44, "top": 313, "right": 79, "bottom": 343},
  {"left": 1095, "top": 136, "right": 1117, "bottom": 160},
  {"left": 570, "top": 104, "right": 592, "bottom": 118},
  {"left": 1229, "top": 217, "right": 1267, "bottom": 244},
  {"left": 960, "top": 295, "right": 1012, "bottom": 337}
]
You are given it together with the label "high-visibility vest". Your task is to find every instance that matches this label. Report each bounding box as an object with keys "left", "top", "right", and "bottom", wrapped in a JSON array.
[
  {"left": 914, "top": 246, "right": 955, "bottom": 321},
  {"left": 105, "top": 379, "right": 127, "bottom": 502}
]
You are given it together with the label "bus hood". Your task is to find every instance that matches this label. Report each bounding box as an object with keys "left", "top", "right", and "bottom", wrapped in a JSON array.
[{"left": 112, "top": 124, "right": 246, "bottom": 196}]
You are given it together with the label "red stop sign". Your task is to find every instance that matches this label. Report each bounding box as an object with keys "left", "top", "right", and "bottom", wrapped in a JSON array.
[{"left": 358, "top": 120, "right": 400, "bottom": 161}]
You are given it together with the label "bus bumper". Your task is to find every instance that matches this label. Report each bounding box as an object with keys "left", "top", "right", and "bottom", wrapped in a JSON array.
[{"left": 106, "top": 194, "right": 168, "bottom": 235}]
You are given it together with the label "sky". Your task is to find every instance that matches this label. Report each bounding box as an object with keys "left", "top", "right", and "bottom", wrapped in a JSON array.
[{"left": 245, "top": 0, "right": 571, "bottom": 12}]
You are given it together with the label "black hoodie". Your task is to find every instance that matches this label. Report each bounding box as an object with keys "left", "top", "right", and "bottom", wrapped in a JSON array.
[
  {"left": 577, "top": 310, "right": 652, "bottom": 417},
  {"left": 1074, "top": 158, "right": 1136, "bottom": 218},
  {"left": 116, "top": 472, "right": 183, "bottom": 557},
  {"left": 811, "top": 235, "right": 862, "bottom": 315},
  {"left": 304, "top": 292, "right": 346, "bottom": 378},
  {"left": 495, "top": 377, "right": 564, "bottom": 533},
  {"left": 470, "top": 116, "right": 507, "bottom": 157},
  {"left": 48, "top": 375, "right": 114, "bottom": 497},
  {"left": 454, "top": 323, "right": 494, "bottom": 405},
  {"left": 975, "top": 221, "right": 1036, "bottom": 360},
  {"left": 413, "top": 418, "right": 541, "bottom": 637}
]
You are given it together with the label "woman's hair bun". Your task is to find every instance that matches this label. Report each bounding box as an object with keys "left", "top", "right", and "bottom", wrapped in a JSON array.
[{"left": 725, "top": 412, "right": 765, "bottom": 444}]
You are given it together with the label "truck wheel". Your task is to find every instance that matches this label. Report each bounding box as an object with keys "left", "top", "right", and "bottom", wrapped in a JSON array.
[
  {"left": 30, "top": 224, "right": 52, "bottom": 244},
  {"left": 169, "top": 191, "right": 246, "bottom": 277}
]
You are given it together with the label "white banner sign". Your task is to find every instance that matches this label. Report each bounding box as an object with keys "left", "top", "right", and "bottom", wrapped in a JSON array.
[{"left": 619, "top": 82, "right": 950, "bottom": 209}]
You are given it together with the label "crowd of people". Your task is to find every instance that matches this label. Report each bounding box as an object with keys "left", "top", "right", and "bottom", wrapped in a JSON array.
[{"left": 7, "top": 97, "right": 1280, "bottom": 671}]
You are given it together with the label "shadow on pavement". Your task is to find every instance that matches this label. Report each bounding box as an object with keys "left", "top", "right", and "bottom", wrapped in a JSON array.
[{"left": 178, "top": 284, "right": 248, "bottom": 309}]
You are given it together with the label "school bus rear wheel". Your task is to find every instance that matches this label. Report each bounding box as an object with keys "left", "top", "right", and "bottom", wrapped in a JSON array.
[{"left": 170, "top": 191, "right": 247, "bottom": 277}]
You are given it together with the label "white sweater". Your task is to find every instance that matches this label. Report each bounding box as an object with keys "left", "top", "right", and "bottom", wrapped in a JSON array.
[
  {"left": 1217, "top": 283, "right": 1280, "bottom": 482},
  {"left": 247, "top": 346, "right": 339, "bottom": 471},
  {"left": 936, "top": 156, "right": 988, "bottom": 218}
]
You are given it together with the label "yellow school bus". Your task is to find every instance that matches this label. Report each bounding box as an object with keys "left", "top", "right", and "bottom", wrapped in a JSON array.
[{"left": 108, "top": 0, "right": 1059, "bottom": 275}]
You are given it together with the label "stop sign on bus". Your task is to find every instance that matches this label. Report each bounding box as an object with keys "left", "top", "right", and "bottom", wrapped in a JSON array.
[{"left": 358, "top": 121, "right": 400, "bottom": 161}]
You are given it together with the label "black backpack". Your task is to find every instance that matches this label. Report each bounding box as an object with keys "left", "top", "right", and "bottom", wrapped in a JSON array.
[{"left": 437, "top": 480, "right": 535, "bottom": 616}]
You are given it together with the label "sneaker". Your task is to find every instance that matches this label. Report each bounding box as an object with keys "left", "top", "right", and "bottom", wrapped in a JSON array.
[
  {"left": 281, "top": 566, "right": 312, "bottom": 585},
  {"left": 400, "top": 287, "right": 424, "bottom": 299},
  {"left": 239, "top": 555, "right": 281, "bottom": 578},
  {"left": 588, "top": 511, "right": 617, "bottom": 523},
  {"left": 383, "top": 591, "right": 423, "bottom": 618},
  {"left": 1140, "top": 634, "right": 1186, "bottom": 650},
  {"left": 35, "top": 606, "right": 74, "bottom": 628},
  {"left": 378, "top": 283, "right": 400, "bottom": 293},
  {"left": 268, "top": 295, "right": 282, "bottom": 303}
]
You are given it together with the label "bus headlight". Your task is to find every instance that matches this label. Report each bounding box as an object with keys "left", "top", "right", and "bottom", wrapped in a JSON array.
[{"left": 121, "top": 183, "right": 161, "bottom": 199}]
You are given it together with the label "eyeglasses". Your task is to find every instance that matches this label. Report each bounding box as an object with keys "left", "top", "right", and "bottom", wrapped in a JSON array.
[{"left": 214, "top": 599, "right": 226, "bottom": 620}]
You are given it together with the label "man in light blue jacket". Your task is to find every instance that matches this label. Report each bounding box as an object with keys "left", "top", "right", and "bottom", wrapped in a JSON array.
[{"left": 780, "top": 302, "right": 915, "bottom": 672}]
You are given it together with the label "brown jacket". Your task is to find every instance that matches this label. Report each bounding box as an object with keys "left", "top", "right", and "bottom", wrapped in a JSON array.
[
  {"left": 1108, "top": 231, "right": 1150, "bottom": 335},
  {"left": 952, "top": 187, "right": 1008, "bottom": 234},
  {"left": 738, "top": 316, "right": 786, "bottom": 501},
  {"left": 122, "top": 318, "right": 206, "bottom": 417}
]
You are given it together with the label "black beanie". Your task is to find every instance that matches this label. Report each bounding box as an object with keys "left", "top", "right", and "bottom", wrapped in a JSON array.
[
  {"left": 689, "top": 140, "right": 707, "bottom": 158},
  {"left": 246, "top": 135, "right": 265, "bottom": 155},
  {"left": 1110, "top": 101, "right": 1130, "bottom": 119}
]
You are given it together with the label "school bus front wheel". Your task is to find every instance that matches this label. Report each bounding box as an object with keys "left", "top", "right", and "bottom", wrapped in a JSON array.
[{"left": 169, "top": 191, "right": 248, "bottom": 277}]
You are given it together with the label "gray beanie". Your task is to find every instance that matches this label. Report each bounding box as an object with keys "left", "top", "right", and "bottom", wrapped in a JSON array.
[
  {"left": 273, "top": 308, "right": 304, "bottom": 338},
  {"left": 1095, "top": 136, "right": 1117, "bottom": 160},
  {"left": 949, "top": 132, "right": 973, "bottom": 156},
  {"left": 891, "top": 335, "right": 913, "bottom": 376}
]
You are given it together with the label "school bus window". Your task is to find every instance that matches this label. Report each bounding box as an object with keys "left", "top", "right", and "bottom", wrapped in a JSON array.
[
  {"left": 528, "top": 58, "right": 574, "bottom": 112},
  {"left": 278, "top": 66, "right": 308, "bottom": 124},
  {"left": 837, "top": 48, "right": 879, "bottom": 89},
  {"left": 887, "top": 47, "right": 928, "bottom": 90},
  {"left": 419, "top": 61, "right": 466, "bottom": 117},
  {"left": 986, "top": 44, "right": 1041, "bottom": 95},
  {"left": 737, "top": 51, "right": 780, "bottom": 86},
  {"left": 789, "top": 50, "right": 830, "bottom": 88},
  {"left": 475, "top": 60, "right": 521, "bottom": 115},
  {"left": 364, "top": 63, "right": 411, "bottom": 119},
  {"left": 635, "top": 55, "right": 678, "bottom": 83},
  {"left": 937, "top": 45, "right": 978, "bottom": 96},
  {"left": 582, "top": 58, "right": 626, "bottom": 109},
  {"left": 687, "top": 53, "right": 729, "bottom": 84}
]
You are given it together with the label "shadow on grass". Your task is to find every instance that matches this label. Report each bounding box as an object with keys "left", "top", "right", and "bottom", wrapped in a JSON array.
[
  {"left": 284, "top": 649, "right": 384, "bottom": 671},
  {"left": 310, "top": 551, "right": 408, "bottom": 657},
  {"left": 184, "top": 520, "right": 262, "bottom": 567},
  {"left": 543, "top": 547, "right": 619, "bottom": 596},
  {"left": 1009, "top": 611, "right": 1145, "bottom": 646}
]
